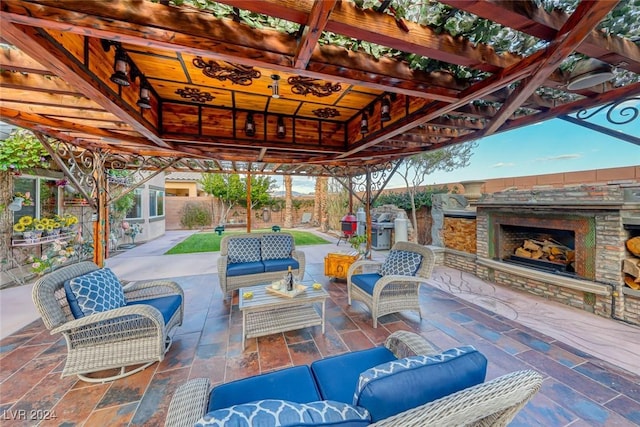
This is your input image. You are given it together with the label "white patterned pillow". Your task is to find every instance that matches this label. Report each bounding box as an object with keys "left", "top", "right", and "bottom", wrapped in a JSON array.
[
  {"left": 379, "top": 250, "right": 422, "bottom": 276},
  {"left": 261, "top": 234, "right": 293, "bottom": 260},
  {"left": 64, "top": 268, "right": 126, "bottom": 318},
  {"left": 196, "top": 399, "right": 370, "bottom": 427},
  {"left": 227, "top": 238, "right": 262, "bottom": 263}
]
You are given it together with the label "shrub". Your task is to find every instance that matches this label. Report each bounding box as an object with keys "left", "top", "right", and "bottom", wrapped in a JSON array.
[{"left": 181, "top": 202, "right": 212, "bottom": 229}]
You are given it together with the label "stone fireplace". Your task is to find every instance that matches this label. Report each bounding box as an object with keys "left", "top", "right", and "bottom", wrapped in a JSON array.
[{"left": 437, "top": 182, "right": 640, "bottom": 325}]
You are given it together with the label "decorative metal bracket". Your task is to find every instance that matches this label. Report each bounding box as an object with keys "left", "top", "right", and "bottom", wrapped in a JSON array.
[
  {"left": 312, "top": 107, "right": 341, "bottom": 118},
  {"left": 193, "top": 57, "right": 261, "bottom": 86},
  {"left": 559, "top": 96, "right": 640, "bottom": 146},
  {"left": 288, "top": 76, "right": 342, "bottom": 97},
  {"left": 175, "top": 87, "right": 215, "bottom": 103}
]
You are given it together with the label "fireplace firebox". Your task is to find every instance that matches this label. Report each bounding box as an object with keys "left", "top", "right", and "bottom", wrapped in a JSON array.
[{"left": 500, "top": 225, "right": 577, "bottom": 277}]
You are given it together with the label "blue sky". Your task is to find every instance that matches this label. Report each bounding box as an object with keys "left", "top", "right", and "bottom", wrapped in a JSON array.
[{"left": 287, "top": 101, "right": 640, "bottom": 193}]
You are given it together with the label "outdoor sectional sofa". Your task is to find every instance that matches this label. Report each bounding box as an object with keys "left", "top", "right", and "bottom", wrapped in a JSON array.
[
  {"left": 165, "top": 331, "right": 542, "bottom": 427},
  {"left": 217, "top": 232, "right": 305, "bottom": 295}
]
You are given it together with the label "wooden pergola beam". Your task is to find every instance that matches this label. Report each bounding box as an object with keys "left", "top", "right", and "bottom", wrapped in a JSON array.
[
  {"left": 482, "top": 1, "right": 618, "bottom": 136},
  {"left": 0, "top": 0, "right": 461, "bottom": 101},
  {"left": 0, "top": 20, "right": 174, "bottom": 150},
  {"left": 293, "top": 0, "right": 337, "bottom": 69}
]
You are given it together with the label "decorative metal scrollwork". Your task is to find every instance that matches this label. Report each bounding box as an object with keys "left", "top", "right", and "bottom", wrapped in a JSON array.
[
  {"left": 288, "top": 76, "right": 342, "bottom": 97},
  {"left": 350, "top": 160, "right": 398, "bottom": 195},
  {"left": 575, "top": 97, "right": 640, "bottom": 125},
  {"left": 175, "top": 87, "right": 215, "bottom": 103},
  {"left": 312, "top": 107, "right": 341, "bottom": 118},
  {"left": 193, "top": 57, "right": 261, "bottom": 86}
]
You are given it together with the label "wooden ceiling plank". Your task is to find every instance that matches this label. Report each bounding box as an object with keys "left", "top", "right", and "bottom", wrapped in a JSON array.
[
  {"left": 0, "top": 70, "right": 83, "bottom": 96},
  {"left": 293, "top": 0, "right": 337, "bottom": 70},
  {"left": 0, "top": 44, "right": 50, "bottom": 74},
  {"left": 0, "top": 20, "right": 173, "bottom": 150},
  {"left": 0, "top": 106, "right": 156, "bottom": 147},
  {"left": 0, "top": 0, "right": 460, "bottom": 101},
  {"left": 482, "top": 1, "right": 618, "bottom": 137}
]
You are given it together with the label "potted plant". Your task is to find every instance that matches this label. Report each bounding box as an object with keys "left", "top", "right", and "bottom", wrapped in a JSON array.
[{"left": 348, "top": 235, "right": 367, "bottom": 257}]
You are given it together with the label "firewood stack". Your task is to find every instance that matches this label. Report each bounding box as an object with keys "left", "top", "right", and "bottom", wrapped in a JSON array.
[
  {"left": 514, "top": 238, "right": 575, "bottom": 266},
  {"left": 624, "top": 236, "right": 640, "bottom": 290}
]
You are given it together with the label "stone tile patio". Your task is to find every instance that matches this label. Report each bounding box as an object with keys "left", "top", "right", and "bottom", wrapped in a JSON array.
[{"left": 1, "top": 232, "right": 639, "bottom": 426}]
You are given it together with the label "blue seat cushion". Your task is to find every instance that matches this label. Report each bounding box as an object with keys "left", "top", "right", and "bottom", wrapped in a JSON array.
[
  {"left": 64, "top": 268, "right": 126, "bottom": 318},
  {"left": 126, "top": 295, "right": 182, "bottom": 325},
  {"left": 226, "top": 261, "right": 265, "bottom": 277},
  {"left": 197, "top": 400, "right": 370, "bottom": 427},
  {"left": 208, "top": 365, "right": 321, "bottom": 411},
  {"left": 350, "top": 273, "right": 382, "bottom": 296},
  {"left": 263, "top": 257, "right": 299, "bottom": 273},
  {"left": 227, "top": 237, "right": 262, "bottom": 263},
  {"left": 261, "top": 234, "right": 293, "bottom": 260},
  {"left": 354, "top": 346, "right": 487, "bottom": 422},
  {"left": 379, "top": 250, "right": 422, "bottom": 276},
  {"left": 311, "top": 346, "right": 397, "bottom": 404}
]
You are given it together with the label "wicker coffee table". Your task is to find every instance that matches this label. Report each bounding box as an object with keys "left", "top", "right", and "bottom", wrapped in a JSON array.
[{"left": 239, "top": 283, "right": 328, "bottom": 349}]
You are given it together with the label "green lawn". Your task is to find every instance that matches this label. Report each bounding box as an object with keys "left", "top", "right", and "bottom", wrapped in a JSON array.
[{"left": 165, "top": 229, "right": 330, "bottom": 255}]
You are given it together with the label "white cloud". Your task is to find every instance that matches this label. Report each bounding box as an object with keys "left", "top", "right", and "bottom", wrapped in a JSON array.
[
  {"left": 535, "top": 153, "right": 582, "bottom": 161},
  {"left": 490, "top": 162, "right": 516, "bottom": 168}
]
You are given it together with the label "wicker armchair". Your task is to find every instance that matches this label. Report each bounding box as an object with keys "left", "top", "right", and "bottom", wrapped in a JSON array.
[
  {"left": 347, "top": 242, "right": 435, "bottom": 327},
  {"left": 32, "top": 261, "right": 184, "bottom": 382}
]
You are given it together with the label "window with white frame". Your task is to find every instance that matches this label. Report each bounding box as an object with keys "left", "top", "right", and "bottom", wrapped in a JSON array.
[
  {"left": 125, "top": 189, "right": 143, "bottom": 219},
  {"left": 149, "top": 188, "right": 164, "bottom": 218},
  {"left": 13, "top": 176, "right": 59, "bottom": 223}
]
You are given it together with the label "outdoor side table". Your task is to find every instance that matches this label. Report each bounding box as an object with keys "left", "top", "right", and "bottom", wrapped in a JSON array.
[
  {"left": 324, "top": 251, "right": 360, "bottom": 280},
  {"left": 238, "top": 284, "right": 328, "bottom": 350}
]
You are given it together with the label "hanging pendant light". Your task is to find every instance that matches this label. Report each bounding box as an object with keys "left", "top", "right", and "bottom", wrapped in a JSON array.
[
  {"left": 110, "top": 45, "right": 130, "bottom": 86},
  {"left": 276, "top": 116, "right": 286, "bottom": 139},
  {"left": 566, "top": 58, "right": 614, "bottom": 91},
  {"left": 360, "top": 112, "right": 369, "bottom": 134},
  {"left": 136, "top": 79, "right": 152, "bottom": 109},
  {"left": 245, "top": 112, "right": 256, "bottom": 137},
  {"left": 269, "top": 75, "right": 281, "bottom": 99},
  {"left": 380, "top": 96, "right": 391, "bottom": 122}
]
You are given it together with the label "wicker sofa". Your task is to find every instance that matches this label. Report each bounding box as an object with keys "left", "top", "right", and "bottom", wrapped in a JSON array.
[
  {"left": 165, "top": 331, "right": 542, "bottom": 427},
  {"left": 217, "top": 232, "right": 305, "bottom": 295}
]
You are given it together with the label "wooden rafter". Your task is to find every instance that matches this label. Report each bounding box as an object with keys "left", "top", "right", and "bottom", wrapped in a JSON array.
[
  {"left": 482, "top": 1, "right": 619, "bottom": 136},
  {"left": 293, "top": 0, "right": 337, "bottom": 69}
]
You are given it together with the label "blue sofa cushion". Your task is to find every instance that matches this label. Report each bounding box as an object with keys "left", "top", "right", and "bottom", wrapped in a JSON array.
[
  {"left": 227, "top": 238, "right": 262, "bottom": 263},
  {"left": 311, "top": 346, "right": 397, "bottom": 404},
  {"left": 226, "top": 261, "right": 265, "bottom": 277},
  {"left": 126, "top": 295, "right": 182, "bottom": 325},
  {"left": 261, "top": 234, "right": 293, "bottom": 260},
  {"left": 263, "top": 258, "right": 299, "bottom": 273},
  {"left": 197, "top": 400, "right": 370, "bottom": 427},
  {"left": 353, "top": 346, "right": 487, "bottom": 422},
  {"left": 208, "top": 365, "right": 321, "bottom": 411},
  {"left": 350, "top": 273, "right": 382, "bottom": 296},
  {"left": 379, "top": 250, "right": 422, "bottom": 276},
  {"left": 64, "top": 268, "right": 126, "bottom": 318}
]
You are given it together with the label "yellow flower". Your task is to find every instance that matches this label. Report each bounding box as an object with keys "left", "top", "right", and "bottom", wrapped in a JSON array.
[
  {"left": 19, "top": 216, "right": 33, "bottom": 226},
  {"left": 35, "top": 223, "right": 45, "bottom": 231},
  {"left": 53, "top": 222, "right": 61, "bottom": 228},
  {"left": 13, "top": 223, "right": 25, "bottom": 232}
]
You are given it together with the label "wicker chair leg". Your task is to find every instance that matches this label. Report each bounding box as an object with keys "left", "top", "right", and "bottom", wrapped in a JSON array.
[{"left": 77, "top": 360, "right": 156, "bottom": 383}]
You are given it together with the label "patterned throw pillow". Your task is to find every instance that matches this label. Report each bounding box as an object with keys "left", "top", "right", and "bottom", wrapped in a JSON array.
[
  {"left": 378, "top": 250, "right": 422, "bottom": 276},
  {"left": 261, "top": 234, "right": 293, "bottom": 260},
  {"left": 196, "top": 399, "right": 370, "bottom": 427},
  {"left": 227, "top": 238, "right": 262, "bottom": 263},
  {"left": 64, "top": 268, "right": 126, "bottom": 318}
]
